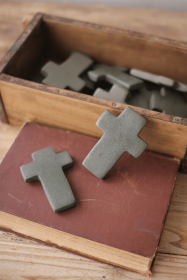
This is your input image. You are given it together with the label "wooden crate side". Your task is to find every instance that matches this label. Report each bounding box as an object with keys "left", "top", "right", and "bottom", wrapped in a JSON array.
[
  {"left": 1, "top": 74, "right": 186, "bottom": 126},
  {"left": 43, "top": 16, "right": 187, "bottom": 84},
  {"left": 0, "top": 78, "right": 187, "bottom": 160},
  {"left": 21, "top": 13, "right": 35, "bottom": 31},
  {"left": 0, "top": 13, "right": 45, "bottom": 123},
  {"left": 0, "top": 13, "right": 44, "bottom": 76},
  {"left": 0, "top": 91, "right": 8, "bottom": 123}
]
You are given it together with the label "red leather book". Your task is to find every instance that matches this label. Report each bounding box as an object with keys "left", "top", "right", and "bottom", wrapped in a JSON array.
[{"left": 0, "top": 122, "right": 180, "bottom": 275}]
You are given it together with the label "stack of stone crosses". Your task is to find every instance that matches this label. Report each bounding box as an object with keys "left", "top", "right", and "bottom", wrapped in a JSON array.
[{"left": 31, "top": 51, "right": 187, "bottom": 118}]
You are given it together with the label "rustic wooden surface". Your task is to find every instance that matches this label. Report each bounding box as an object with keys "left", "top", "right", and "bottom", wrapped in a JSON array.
[{"left": 0, "top": 1, "right": 187, "bottom": 279}]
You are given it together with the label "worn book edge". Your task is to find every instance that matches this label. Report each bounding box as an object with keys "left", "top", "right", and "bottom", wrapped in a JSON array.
[{"left": 0, "top": 210, "right": 152, "bottom": 275}]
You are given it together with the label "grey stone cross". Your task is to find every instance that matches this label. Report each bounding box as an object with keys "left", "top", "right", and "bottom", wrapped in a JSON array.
[
  {"left": 150, "top": 87, "right": 187, "bottom": 118},
  {"left": 83, "top": 107, "right": 148, "bottom": 179},
  {"left": 42, "top": 51, "right": 93, "bottom": 91},
  {"left": 20, "top": 147, "right": 76, "bottom": 212},
  {"left": 130, "top": 69, "right": 175, "bottom": 87},
  {"left": 126, "top": 87, "right": 159, "bottom": 109},
  {"left": 88, "top": 64, "right": 143, "bottom": 90},
  {"left": 174, "top": 82, "right": 187, "bottom": 92},
  {"left": 93, "top": 84, "right": 129, "bottom": 103}
]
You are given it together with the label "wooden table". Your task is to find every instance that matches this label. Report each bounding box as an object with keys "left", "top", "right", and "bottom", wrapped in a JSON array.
[{"left": 0, "top": 2, "right": 187, "bottom": 279}]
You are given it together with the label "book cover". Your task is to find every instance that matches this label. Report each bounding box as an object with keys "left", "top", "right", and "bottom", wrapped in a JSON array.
[{"left": 0, "top": 122, "right": 180, "bottom": 274}]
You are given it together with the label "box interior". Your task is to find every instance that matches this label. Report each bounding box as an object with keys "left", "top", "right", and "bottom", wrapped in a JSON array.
[
  {"left": 1, "top": 14, "right": 187, "bottom": 166},
  {"left": 2, "top": 16, "right": 187, "bottom": 85}
]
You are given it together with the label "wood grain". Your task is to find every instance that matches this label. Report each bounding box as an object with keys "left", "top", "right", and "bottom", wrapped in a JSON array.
[
  {"left": 43, "top": 15, "right": 187, "bottom": 84},
  {"left": 1, "top": 1, "right": 187, "bottom": 65},
  {"left": 158, "top": 173, "right": 187, "bottom": 256},
  {"left": 0, "top": 211, "right": 152, "bottom": 275},
  {"left": 0, "top": 121, "right": 20, "bottom": 163},
  {"left": 0, "top": 1, "right": 187, "bottom": 279},
  {"left": 1, "top": 229, "right": 187, "bottom": 279},
  {"left": 1, "top": 79, "right": 187, "bottom": 161},
  {"left": 1, "top": 13, "right": 187, "bottom": 164}
]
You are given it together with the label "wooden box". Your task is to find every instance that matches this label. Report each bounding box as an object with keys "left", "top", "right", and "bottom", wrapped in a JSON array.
[{"left": 0, "top": 13, "right": 187, "bottom": 169}]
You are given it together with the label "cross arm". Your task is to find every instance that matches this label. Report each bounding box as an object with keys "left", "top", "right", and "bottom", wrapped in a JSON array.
[
  {"left": 56, "top": 152, "right": 73, "bottom": 171},
  {"left": 127, "top": 136, "right": 148, "bottom": 158},
  {"left": 96, "top": 110, "right": 116, "bottom": 133},
  {"left": 20, "top": 161, "right": 39, "bottom": 183},
  {"left": 88, "top": 67, "right": 106, "bottom": 82},
  {"left": 119, "top": 107, "right": 148, "bottom": 158},
  {"left": 106, "top": 71, "right": 143, "bottom": 90},
  {"left": 69, "top": 76, "right": 86, "bottom": 92}
]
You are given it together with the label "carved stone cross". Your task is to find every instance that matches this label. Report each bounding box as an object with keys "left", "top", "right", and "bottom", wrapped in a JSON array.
[
  {"left": 88, "top": 64, "right": 143, "bottom": 90},
  {"left": 130, "top": 69, "right": 175, "bottom": 87},
  {"left": 174, "top": 82, "right": 187, "bottom": 92},
  {"left": 42, "top": 51, "right": 93, "bottom": 91},
  {"left": 20, "top": 147, "right": 76, "bottom": 212},
  {"left": 93, "top": 84, "right": 129, "bottom": 103},
  {"left": 127, "top": 87, "right": 158, "bottom": 109},
  {"left": 150, "top": 87, "right": 187, "bottom": 118},
  {"left": 83, "top": 107, "right": 148, "bottom": 179}
]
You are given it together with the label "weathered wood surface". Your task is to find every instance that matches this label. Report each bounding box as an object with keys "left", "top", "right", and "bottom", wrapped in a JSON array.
[
  {"left": 1, "top": 1, "right": 187, "bottom": 62},
  {"left": 1, "top": 227, "right": 187, "bottom": 280},
  {"left": 0, "top": 2, "right": 187, "bottom": 279}
]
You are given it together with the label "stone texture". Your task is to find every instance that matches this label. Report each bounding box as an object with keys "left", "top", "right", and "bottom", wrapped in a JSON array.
[
  {"left": 126, "top": 86, "right": 159, "bottom": 109},
  {"left": 20, "top": 147, "right": 76, "bottom": 213},
  {"left": 93, "top": 84, "right": 129, "bottom": 103},
  {"left": 83, "top": 107, "right": 148, "bottom": 179},
  {"left": 42, "top": 51, "right": 93, "bottom": 91},
  {"left": 88, "top": 64, "right": 143, "bottom": 90},
  {"left": 150, "top": 87, "right": 187, "bottom": 117},
  {"left": 130, "top": 69, "right": 175, "bottom": 87},
  {"left": 174, "top": 82, "right": 187, "bottom": 92}
]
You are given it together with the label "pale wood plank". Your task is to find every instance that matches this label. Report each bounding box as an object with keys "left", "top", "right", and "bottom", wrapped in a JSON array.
[
  {"left": 0, "top": 121, "right": 21, "bottom": 163},
  {"left": 1, "top": 2, "right": 187, "bottom": 62},
  {"left": 158, "top": 174, "right": 187, "bottom": 256},
  {"left": 0, "top": 211, "right": 151, "bottom": 274},
  {"left": 0, "top": 230, "right": 187, "bottom": 279}
]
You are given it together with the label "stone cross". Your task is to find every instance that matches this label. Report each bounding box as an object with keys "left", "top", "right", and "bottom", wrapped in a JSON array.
[
  {"left": 83, "top": 107, "right": 148, "bottom": 179},
  {"left": 93, "top": 84, "right": 129, "bottom": 103},
  {"left": 88, "top": 64, "right": 143, "bottom": 90},
  {"left": 127, "top": 87, "right": 159, "bottom": 109},
  {"left": 130, "top": 69, "right": 175, "bottom": 87},
  {"left": 20, "top": 147, "right": 76, "bottom": 213},
  {"left": 174, "top": 82, "right": 187, "bottom": 92},
  {"left": 42, "top": 51, "right": 93, "bottom": 91},
  {"left": 150, "top": 87, "right": 187, "bottom": 118}
]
